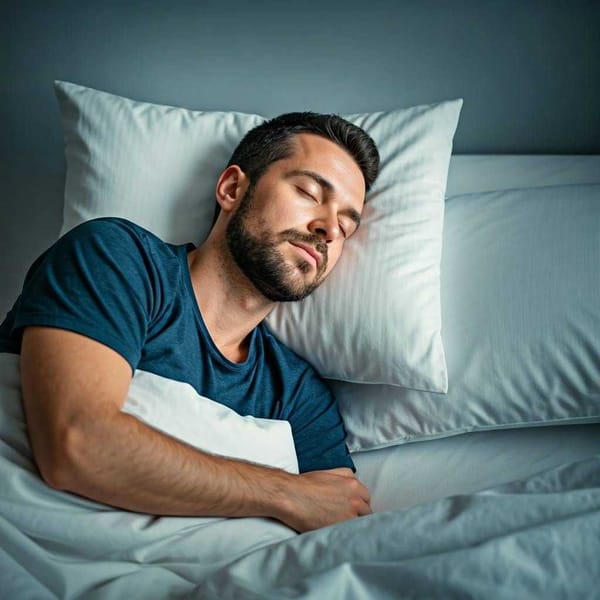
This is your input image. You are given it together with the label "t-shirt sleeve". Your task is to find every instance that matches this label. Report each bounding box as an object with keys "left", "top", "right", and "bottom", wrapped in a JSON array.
[
  {"left": 283, "top": 368, "right": 355, "bottom": 473},
  {"left": 10, "top": 218, "right": 160, "bottom": 372}
]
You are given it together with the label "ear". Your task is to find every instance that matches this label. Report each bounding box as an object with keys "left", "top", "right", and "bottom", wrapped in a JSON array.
[{"left": 215, "top": 165, "right": 250, "bottom": 213}]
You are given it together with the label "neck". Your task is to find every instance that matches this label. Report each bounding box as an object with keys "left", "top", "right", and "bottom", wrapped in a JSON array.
[{"left": 186, "top": 234, "right": 274, "bottom": 363}]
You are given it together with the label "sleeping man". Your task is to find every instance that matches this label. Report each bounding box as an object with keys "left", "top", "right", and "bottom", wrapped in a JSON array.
[{"left": 0, "top": 112, "right": 380, "bottom": 533}]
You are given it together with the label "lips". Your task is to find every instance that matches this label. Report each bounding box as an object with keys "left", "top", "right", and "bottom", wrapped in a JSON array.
[{"left": 291, "top": 242, "right": 322, "bottom": 270}]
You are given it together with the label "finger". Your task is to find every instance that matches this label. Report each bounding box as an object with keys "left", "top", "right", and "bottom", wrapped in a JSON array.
[
  {"left": 358, "top": 500, "right": 373, "bottom": 516},
  {"left": 356, "top": 481, "right": 371, "bottom": 504}
]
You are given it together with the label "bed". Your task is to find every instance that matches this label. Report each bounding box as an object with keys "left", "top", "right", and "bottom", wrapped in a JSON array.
[{"left": 1, "top": 82, "right": 599, "bottom": 599}]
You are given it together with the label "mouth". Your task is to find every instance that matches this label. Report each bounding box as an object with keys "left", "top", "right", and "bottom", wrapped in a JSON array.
[{"left": 290, "top": 242, "right": 322, "bottom": 270}]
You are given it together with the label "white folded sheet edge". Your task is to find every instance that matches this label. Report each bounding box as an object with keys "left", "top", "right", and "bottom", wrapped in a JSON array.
[
  {"left": 122, "top": 370, "right": 299, "bottom": 474},
  {"left": 446, "top": 154, "right": 600, "bottom": 197}
]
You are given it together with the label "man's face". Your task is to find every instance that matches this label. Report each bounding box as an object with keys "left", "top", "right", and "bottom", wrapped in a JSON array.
[{"left": 226, "top": 133, "right": 366, "bottom": 302}]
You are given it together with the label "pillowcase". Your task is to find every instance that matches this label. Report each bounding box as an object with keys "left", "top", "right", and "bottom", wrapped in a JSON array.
[
  {"left": 55, "top": 80, "right": 462, "bottom": 392},
  {"left": 266, "top": 104, "right": 461, "bottom": 392},
  {"left": 57, "top": 81, "right": 264, "bottom": 245},
  {"left": 335, "top": 184, "right": 600, "bottom": 451},
  {"left": 122, "top": 370, "right": 299, "bottom": 473}
]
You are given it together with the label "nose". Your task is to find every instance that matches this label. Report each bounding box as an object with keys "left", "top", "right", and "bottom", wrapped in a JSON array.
[{"left": 308, "top": 208, "right": 340, "bottom": 243}]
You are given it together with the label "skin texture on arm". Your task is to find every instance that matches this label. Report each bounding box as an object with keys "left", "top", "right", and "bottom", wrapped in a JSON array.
[{"left": 20, "top": 326, "right": 371, "bottom": 532}]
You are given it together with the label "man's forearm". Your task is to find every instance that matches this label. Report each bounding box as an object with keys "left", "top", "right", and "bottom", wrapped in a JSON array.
[
  {"left": 45, "top": 411, "right": 371, "bottom": 532},
  {"left": 50, "top": 408, "right": 292, "bottom": 521}
]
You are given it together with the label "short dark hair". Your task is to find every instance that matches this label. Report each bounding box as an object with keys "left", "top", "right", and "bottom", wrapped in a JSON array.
[{"left": 228, "top": 112, "right": 380, "bottom": 193}]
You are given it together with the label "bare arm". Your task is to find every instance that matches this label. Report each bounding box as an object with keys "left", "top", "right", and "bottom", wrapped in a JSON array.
[{"left": 20, "top": 326, "right": 371, "bottom": 532}]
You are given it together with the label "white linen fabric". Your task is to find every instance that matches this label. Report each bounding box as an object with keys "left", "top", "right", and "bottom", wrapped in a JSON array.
[
  {"left": 446, "top": 154, "right": 600, "bottom": 196},
  {"left": 55, "top": 80, "right": 462, "bottom": 393},
  {"left": 57, "top": 82, "right": 264, "bottom": 244},
  {"left": 1, "top": 358, "right": 599, "bottom": 599},
  {"left": 353, "top": 423, "right": 600, "bottom": 512},
  {"left": 336, "top": 183, "right": 600, "bottom": 451},
  {"left": 122, "top": 370, "right": 299, "bottom": 473}
]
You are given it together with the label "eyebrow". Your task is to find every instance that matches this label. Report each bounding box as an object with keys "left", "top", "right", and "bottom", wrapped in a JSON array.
[{"left": 287, "top": 169, "right": 362, "bottom": 228}]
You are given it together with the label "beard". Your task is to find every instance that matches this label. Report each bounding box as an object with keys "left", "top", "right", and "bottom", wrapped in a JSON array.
[{"left": 225, "top": 184, "right": 328, "bottom": 302}]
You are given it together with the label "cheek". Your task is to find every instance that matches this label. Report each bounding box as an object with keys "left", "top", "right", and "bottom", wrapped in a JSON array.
[{"left": 263, "top": 198, "right": 304, "bottom": 228}]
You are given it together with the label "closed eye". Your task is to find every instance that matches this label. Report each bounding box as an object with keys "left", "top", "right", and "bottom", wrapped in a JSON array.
[{"left": 297, "top": 186, "right": 318, "bottom": 202}]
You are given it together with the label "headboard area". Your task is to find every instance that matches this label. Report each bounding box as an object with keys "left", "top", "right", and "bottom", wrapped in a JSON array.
[{"left": 2, "top": 0, "right": 599, "bottom": 316}]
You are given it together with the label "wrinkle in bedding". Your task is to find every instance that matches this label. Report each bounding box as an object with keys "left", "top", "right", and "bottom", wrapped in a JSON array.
[
  {"left": 1, "top": 349, "right": 599, "bottom": 598},
  {"left": 194, "top": 457, "right": 600, "bottom": 599}
]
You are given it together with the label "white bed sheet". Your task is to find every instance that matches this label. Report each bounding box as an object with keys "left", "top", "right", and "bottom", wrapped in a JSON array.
[
  {"left": 353, "top": 424, "right": 600, "bottom": 512},
  {"left": 446, "top": 154, "right": 600, "bottom": 196},
  {"left": 351, "top": 154, "right": 600, "bottom": 512}
]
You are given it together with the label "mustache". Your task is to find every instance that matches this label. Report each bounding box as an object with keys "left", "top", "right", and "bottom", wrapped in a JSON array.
[{"left": 279, "top": 230, "right": 328, "bottom": 263}]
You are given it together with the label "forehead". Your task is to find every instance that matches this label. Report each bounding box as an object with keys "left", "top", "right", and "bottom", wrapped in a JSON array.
[{"left": 278, "top": 133, "right": 366, "bottom": 205}]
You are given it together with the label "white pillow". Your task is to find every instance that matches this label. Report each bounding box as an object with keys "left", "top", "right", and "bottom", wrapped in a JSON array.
[
  {"left": 267, "top": 105, "right": 461, "bottom": 391},
  {"left": 337, "top": 184, "right": 600, "bottom": 451},
  {"left": 57, "top": 81, "right": 264, "bottom": 245},
  {"left": 55, "top": 80, "right": 462, "bottom": 392},
  {"left": 122, "top": 370, "right": 299, "bottom": 474}
]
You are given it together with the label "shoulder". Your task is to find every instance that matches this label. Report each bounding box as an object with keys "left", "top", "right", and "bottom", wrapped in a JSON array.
[
  {"left": 59, "top": 218, "right": 181, "bottom": 271},
  {"left": 51, "top": 218, "right": 186, "bottom": 306},
  {"left": 61, "top": 217, "right": 165, "bottom": 250}
]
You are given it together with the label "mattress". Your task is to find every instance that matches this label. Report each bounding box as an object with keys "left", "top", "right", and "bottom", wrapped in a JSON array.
[{"left": 352, "top": 154, "right": 600, "bottom": 511}]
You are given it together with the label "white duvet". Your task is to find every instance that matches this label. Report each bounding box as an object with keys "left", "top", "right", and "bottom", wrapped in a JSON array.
[{"left": 1, "top": 353, "right": 599, "bottom": 599}]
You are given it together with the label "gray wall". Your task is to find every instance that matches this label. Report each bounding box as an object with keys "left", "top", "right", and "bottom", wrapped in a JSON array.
[{"left": 2, "top": 0, "right": 599, "bottom": 317}]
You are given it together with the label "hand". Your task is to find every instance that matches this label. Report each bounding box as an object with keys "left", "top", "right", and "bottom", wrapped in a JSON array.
[{"left": 276, "top": 467, "right": 372, "bottom": 533}]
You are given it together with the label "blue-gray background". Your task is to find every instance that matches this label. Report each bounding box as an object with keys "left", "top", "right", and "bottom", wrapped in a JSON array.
[{"left": 1, "top": 0, "right": 599, "bottom": 316}]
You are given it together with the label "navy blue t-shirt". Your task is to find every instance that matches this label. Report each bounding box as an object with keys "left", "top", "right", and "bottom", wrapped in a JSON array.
[{"left": 0, "top": 218, "right": 354, "bottom": 472}]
